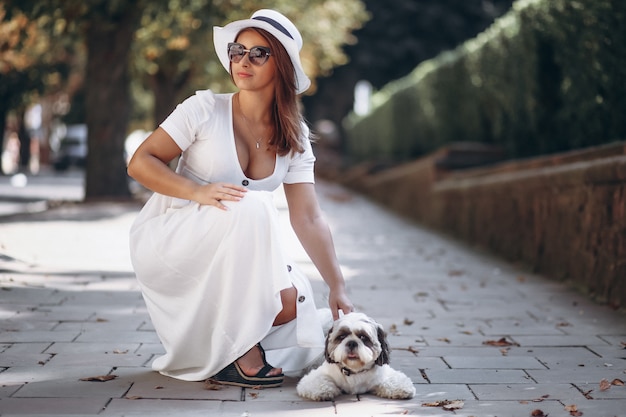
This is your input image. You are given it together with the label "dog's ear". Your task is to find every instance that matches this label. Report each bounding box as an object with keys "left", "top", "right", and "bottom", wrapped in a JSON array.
[
  {"left": 375, "top": 324, "right": 390, "bottom": 366},
  {"left": 324, "top": 325, "right": 335, "bottom": 363}
]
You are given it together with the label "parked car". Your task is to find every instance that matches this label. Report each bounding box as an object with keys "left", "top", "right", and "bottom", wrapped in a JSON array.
[{"left": 52, "top": 124, "right": 87, "bottom": 171}]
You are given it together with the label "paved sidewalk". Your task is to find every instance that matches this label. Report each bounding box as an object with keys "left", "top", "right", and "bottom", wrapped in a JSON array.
[{"left": 0, "top": 180, "right": 625, "bottom": 416}]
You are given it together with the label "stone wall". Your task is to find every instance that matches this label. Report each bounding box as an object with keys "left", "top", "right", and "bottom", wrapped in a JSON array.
[{"left": 338, "top": 142, "right": 626, "bottom": 309}]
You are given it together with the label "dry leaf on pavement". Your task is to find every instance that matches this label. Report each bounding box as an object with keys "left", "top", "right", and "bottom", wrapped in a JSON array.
[
  {"left": 530, "top": 409, "right": 546, "bottom": 417},
  {"left": 483, "top": 337, "right": 517, "bottom": 347},
  {"left": 599, "top": 378, "right": 611, "bottom": 391},
  {"left": 565, "top": 404, "right": 583, "bottom": 416},
  {"left": 422, "top": 399, "right": 464, "bottom": 410},
  {"left": 611, "top": 378, "right": 624, "bottom": 386},
  {"left": 79, "top": 374, "right": 117, "bottom": 382}
]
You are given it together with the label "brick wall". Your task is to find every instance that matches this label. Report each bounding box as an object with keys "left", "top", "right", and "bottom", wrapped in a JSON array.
[{"left": 342, "top": 143, "right": 626, "bottom": 309}]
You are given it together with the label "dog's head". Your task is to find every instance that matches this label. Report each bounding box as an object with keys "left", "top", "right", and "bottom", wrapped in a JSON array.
[{"left": 325, "top": 312, "right": 390, "bottom": 374}]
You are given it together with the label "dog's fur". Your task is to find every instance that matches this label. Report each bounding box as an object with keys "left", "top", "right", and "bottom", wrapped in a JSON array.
[{"left": 296, "top": 312, "right": 416, "bottom": 401}]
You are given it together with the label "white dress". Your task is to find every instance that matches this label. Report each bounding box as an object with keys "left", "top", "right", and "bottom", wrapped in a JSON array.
[{"left": 129, "top": 90, "right": 326, "bottom": 381}]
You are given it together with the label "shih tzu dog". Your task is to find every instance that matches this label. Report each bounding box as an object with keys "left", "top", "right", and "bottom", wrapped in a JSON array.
[{"left": 297, "top": 312, "right": 416, "bottom": 401}]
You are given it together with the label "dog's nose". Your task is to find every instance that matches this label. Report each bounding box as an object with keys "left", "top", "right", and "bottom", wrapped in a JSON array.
[{"left": 346, "top": 340, "right": 358, "bottom": 350}]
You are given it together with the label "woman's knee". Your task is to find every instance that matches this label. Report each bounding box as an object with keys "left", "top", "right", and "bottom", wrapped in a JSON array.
[{"left": 273, "top": 286, "right": 297, "bottom": 326}]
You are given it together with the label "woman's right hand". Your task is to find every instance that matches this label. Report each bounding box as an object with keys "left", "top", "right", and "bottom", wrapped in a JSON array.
[{"left": 192, "top": 182, "right": 247, "bottom": 210}]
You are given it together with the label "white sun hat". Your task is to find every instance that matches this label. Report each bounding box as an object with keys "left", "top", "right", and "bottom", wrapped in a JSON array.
[{"left": 213, "top": 9, "right": 311, "bottom": 95}]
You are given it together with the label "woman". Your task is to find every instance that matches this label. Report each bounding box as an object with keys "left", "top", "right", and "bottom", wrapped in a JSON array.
[{"left": 127, "top": 9, "right": 354, "bottom": 388}]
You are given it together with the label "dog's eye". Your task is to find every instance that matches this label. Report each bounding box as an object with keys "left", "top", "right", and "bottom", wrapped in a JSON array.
[
  {"left": 359, "top": 335, "right": 370, "bottom": 343},
  {"left": 335, "top": 332, "right": 349, "bottom": 342}
]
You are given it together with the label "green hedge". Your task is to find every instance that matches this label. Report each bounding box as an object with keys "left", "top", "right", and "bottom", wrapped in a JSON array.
[{"left": 344, "top": 0, "right": 626, "bottom": 163}]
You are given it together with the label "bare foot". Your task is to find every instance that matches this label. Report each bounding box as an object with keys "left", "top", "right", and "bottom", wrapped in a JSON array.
[{"left": 236, "top": 345, "right": 282, "bottom": 377}]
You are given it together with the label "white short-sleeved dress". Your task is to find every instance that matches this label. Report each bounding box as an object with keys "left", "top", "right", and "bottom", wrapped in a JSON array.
[{"left": 129, "top": 90, "right": 326, "bottom": 381}]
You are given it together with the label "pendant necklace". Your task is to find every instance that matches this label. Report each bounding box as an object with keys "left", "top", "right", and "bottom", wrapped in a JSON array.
[{"left": 238, "top": 95, "right": 266, "bottom": 150}]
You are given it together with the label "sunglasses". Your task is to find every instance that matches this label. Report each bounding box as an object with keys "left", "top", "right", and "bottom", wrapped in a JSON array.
[{"left": 228, "top": 42, "right": 272, "bottom": 66}]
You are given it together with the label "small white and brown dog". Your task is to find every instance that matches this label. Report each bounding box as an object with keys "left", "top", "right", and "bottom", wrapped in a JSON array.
[{"left": 297, "top": 312, "right": 416, "bottom": 401}]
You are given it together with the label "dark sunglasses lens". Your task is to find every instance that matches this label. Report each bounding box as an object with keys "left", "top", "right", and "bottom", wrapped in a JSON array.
[
  {"left": 228, "top": 43, "right": 245, "bottom": 63},
  {"left": 248, "top": 47, "right": 270, "bottom": 65}
]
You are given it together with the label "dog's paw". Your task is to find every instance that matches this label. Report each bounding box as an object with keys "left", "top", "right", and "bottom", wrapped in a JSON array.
[
  {"left": 373, "top": 370, "right": 416, "bottom": 399},
  {"left": 297, "top": 376, "right": 341, "bottom": 401}
]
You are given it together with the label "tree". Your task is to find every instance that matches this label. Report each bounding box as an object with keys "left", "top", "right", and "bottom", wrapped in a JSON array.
[
  {"left": 0, "top": 4, "right": 70, "bottom": 174},
  {"left": 4, "top": 0, "right": 367, "bottom": 198}
]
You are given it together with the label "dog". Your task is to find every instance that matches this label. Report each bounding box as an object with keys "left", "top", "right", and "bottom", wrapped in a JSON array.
[{"left": 296, "top": 312, "right": 416, "bottom": 401}]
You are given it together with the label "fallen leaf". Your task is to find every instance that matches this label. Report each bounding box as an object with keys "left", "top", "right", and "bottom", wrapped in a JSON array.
[
  {"left": 461, "top": 330, "right": 473, "bottom": 335},
  {"left": 96, "top": 318, "right": 108, "bottom": 322},
  {"left": 403, "top": 318, "right": 414, "bottom": 326},
  {"left": 422, "top": 399, "right": 464, "bottom": 410},
  {"left": 532, "top": 394, "right": 550, "bottom": 402},
  {"left": 599, "top": 379, "right": 611, "bottom": 391},
  {"left": 203, "top": 379, "right": 223, "bottom": 390},
  {"left": 565, "top": 404, "right": 583, "bottom": 416},
  {"left": 611, "top": 378, "right": 624, "bottom": 386},
  {"left": 80, "top": 374, "right": 117, "bottom": 382},
  {"left": 443, "top": 400, "right": 464, "bottom": 410},
  {"left": 500, "top": 348, "right": 510, "bottom": 356},
  {"left": 154, "top": 385, "right": 164, "bottom": 389},
  {"left": 113, "top": 349, "right": 128, "bottom": 354},
  {"left": 483, "top": 337, "right": 517, "bottom": 347},
  {"left": 620, "top": 341, "right": 626, "bottom": 349},
  {"left": 530, "top": 409, "right": 546, "bottom": 417},
  {"left": 556, "top": 322, "right": 571, "bottom": 327},
  {"left": 249, "top": 392, "right": 259, "bottom": 399},
  {"left": 437, "top": 337, "right": 451, "bottom": 344}
]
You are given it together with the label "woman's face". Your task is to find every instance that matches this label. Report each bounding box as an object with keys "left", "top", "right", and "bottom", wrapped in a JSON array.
[{"left": 231, "top": 29, "right": 276, "bottom": 93}]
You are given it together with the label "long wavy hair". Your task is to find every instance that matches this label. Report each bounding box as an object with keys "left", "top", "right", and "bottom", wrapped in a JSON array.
[{"left": 234, "top": 28, "right": 306, "bottom": 156}]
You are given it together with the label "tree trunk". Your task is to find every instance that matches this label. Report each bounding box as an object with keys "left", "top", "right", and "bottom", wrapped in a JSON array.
[
  {"left": 83, "top": 6, "right": 142, "bottom": 200},
  {"left": 150, "top": 59, "right": 191, "bottom": 128}
]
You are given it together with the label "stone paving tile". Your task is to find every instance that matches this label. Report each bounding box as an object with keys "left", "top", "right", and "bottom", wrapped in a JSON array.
[
  {"left": 0, "top": 331, "right": 80, "bottom": 344},
  {"left": 527, "top": 368, "right": 626, "bottom": 384},
  {"left": 0, "top": 320, "right": 56, "bottom": 332},
  {"left": 414, "top": 383, "right": 474, "bottom": 402},
  {"left": 1, "top": 343, "right": 51, "bottom": 354},
  {"left": 115, "top": 367, "right": 241, "bottom": 401},
  {"left": 11, "top": 372, "right": 132, "bottom": 398},
  {"left": 443, "top": 355, "right": 545, "bottom": 369},
  {"left": 0, "top": 364, "right": 113, "bottom": 385},
  {"left": 72, "top": 330, "right": 160, "bottom": 344},
  {"left": 222, "top": 401, "right": 338, "bottom": 417},
  {"left": 44, "top": 352, "right": 151, "bottom": 367},
  {"left": 0, "top": 353, "right": 52, "bottom": 367},
  {"left": 513, "top": 334, "right": 612, "bottom": 347},
  {"left": 0, "top": 397, "right": 108, "bottom": 415},
  {"left": 424, "top": 369, "right": 531, "bottom": 384},
  {"left": 101, "top": 399, "right": 222, "bottom": 416},
  {"left": 574, "top": 381, "right": 626, "bottom": 400},
  {"left": 44, "top": 342, "right": 141, "bottom": 355},
  {"left": 469, "top": 382, "right": 587, "bottom": 401}
]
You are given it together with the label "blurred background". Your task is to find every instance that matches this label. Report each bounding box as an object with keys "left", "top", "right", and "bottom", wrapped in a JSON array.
[{"left": 1, "top": 0, "right": 514, "bottom": 198}]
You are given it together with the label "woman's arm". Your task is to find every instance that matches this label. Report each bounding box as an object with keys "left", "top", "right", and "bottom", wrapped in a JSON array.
[
  {"left": 127, "top": 127, "right": 246, "bottom": 210},
  {"left": 283, "top": 182, "right": 354, "bottom": 319}
]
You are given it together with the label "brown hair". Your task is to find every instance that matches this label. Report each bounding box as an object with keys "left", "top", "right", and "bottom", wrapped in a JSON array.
[{"left": 236, "top": 28, "right": 306, "bottom": 156}]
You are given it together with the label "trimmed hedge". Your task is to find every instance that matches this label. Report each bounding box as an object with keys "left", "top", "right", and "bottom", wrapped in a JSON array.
[{"left": 345, "top": 0, "right": 626, "bottom": 164}]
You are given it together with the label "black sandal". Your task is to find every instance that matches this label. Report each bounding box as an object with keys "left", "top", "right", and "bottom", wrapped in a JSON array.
[{"left": 212, "top": 344, "right": 284, "bottom": 388}]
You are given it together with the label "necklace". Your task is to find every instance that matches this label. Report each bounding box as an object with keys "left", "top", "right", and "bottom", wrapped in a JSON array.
[{"left": 237, "top": 95, "right": 266, "bottom": 150}]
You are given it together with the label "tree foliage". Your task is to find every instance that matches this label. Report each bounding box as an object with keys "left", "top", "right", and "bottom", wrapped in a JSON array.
[
  {"left": 2, "top": 0, "right": 367, "bottom": 195},
  {"left": 303, "top": 0, "right": 515, "bottom": 133}
]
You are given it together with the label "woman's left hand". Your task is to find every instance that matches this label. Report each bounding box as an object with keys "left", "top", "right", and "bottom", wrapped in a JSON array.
[{"left": 328, "top": 287, "right": 354, "bottom": 320}]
